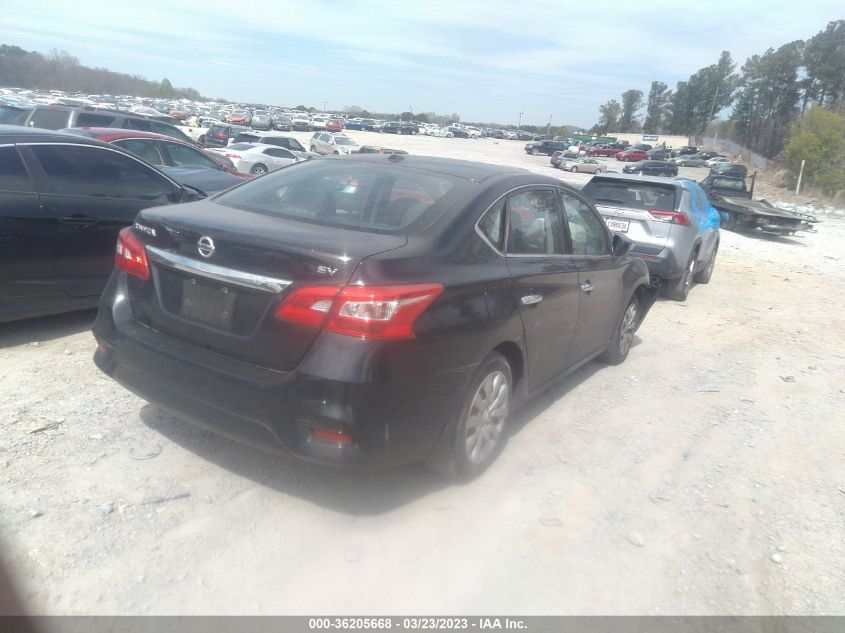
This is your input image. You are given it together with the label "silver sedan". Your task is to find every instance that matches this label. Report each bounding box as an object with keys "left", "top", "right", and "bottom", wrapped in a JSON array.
[{"left": 561, "top": 158, "right": 606, "bottom": 174}]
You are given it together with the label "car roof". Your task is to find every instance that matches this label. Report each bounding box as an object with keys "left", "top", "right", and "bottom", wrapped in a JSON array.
[
  {"left": 59, "top": 127, "right": 184, "bottom": 143},
  {"left": 0, "top": 124, "right": 114, "bottom": 146},
  {"left": 589, "top": 172, "right": 684, "bottom": 188},
  {"left": 346, "top": 154, "right": 529, "bottom": 182}
]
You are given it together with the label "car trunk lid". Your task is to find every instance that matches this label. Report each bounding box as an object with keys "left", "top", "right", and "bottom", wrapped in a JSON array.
[{"left": 127, "top": 201, "right": 407, "bottom": 371}]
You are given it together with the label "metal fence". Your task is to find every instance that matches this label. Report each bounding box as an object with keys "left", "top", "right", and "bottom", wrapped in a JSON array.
[{"left": 703, "top": 137, "right": 768, "bottom": 169}]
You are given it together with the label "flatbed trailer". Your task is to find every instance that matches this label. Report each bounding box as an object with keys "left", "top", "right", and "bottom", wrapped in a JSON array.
[{"left": 711, "top": 196, "right": 818, "bottom": 235}]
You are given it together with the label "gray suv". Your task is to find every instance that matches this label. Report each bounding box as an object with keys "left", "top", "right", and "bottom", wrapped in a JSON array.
[
  {"left": 1, "top": 104, "right": 192, "bottom": 144},
  {"left": 582, "top": 173, "right": 721, "bottom": 301}
]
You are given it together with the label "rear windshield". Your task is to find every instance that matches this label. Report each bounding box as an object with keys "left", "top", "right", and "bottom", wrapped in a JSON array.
[
  {"left": 711, "top": 177, "right": 745, "bottom": 190},
  {"left": 582, "top": 178, "right": 678, "bottom": 211},
  {"left": 0, "top": 106, "right": 31, "bottom": 125},
  {"left": 217, "top": 160, "right": 459, "bottom": 233}
]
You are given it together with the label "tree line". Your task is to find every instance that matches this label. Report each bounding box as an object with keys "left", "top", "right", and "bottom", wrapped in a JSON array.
[
  {"left": 0, "top": 44, "right": 204, "bottom": 101},
  {"left": 590, "top": 20, "right": 845, "bottom": 161}
]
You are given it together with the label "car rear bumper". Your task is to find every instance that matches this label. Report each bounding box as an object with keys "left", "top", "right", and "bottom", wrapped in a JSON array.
[
  {"left": 628, "top": 245, "right": 683, "bottom": 279},
  {"left": 92, "top": 273, "right": 466, "bottom": 470}
]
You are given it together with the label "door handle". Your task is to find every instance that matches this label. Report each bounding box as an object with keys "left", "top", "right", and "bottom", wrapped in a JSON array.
[
  {"left": 580, "top": 281, "right": 594, "bottom": 292},
  {"left": 58, "top": 216, "right": 99, "bottom": 228},
  {"left": 520, "top": 294, "right": 543, "bottom": 305}
]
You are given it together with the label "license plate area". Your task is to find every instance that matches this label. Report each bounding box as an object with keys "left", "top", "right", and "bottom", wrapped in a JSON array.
[
  {"left": 180, "top": 278, "right": 236, "bottom": 331},
  {"left": 605, "top": 218, "right": 630, "bottom": 232}
]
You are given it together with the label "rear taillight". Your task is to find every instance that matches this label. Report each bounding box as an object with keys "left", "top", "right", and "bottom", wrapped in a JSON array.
[
  {"left": 115, "top": 227, "right": 149, "bottom": 280},
  {"left": 275, "top": 283, "right": 443, "bottom": 340},
  {"left": 223, "top": 153, "right": 241, "bottom": 159},
  {"left": 649, "top": 210, "right": 689, "bottom": 226}
]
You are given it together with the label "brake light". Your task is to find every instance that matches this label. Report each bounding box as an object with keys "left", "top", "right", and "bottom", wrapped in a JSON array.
[
  {"left": 275, "top": 283, "right": 443, "bottom": 340},
  {"left": 115, "top": 227, "right": 149, "bottom": 280},
  {"left": 223, "top": 153, "right": 242, "bottom": 159},
  {"left": 275, "top": 286, "right": 340, "bottom": 329},
  {"left": 649, "top": 210, "right": 689, "bottom": 225},
  {"left": 311, "top": 428, "right": 352, "bottom": 444}
]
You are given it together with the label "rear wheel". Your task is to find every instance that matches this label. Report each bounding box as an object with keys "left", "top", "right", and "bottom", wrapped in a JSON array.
[
  {"left": 531, "top": 148, "right": 539, "bottom": 155},
  {"left": 693, "top": 243, "right": 718, "bottom": 284},
  {"left": 722, "top": 210, "right": 738, "bottom": 231},
  {"left": 600, "top": 295, "right": 640, "bottom": 365},
  {"left": 249, "top": 163, "right": 268, "bottom": 176},
  {"left": 427, "top": 352, "right": 512, "bottom": 480},
  {"left": 663, "top": 253, "right": 697, "bottom": 301},
  {"left": 571, "top": 166, "right": 579, "bottom": 173}
]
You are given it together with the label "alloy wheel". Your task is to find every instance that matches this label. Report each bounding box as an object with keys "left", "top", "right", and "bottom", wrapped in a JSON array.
[
  {"left": 619, "top": 302, "right": 638, "bottom": 356},
  {"left": 464, "top": 370, "right": 509, "bottom": 465}
]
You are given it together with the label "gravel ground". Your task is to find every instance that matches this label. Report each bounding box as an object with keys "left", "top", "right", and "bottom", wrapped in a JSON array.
[{"left": 1, "top": 133, "right": 844, "bottom": 615}]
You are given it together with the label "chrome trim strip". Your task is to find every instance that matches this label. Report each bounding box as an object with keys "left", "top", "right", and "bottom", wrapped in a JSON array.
[{"left": 146, "top": 246, "right": 291, "bottom": 294}]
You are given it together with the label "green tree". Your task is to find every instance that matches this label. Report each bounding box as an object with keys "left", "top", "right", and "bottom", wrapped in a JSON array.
[
  {"left": 643, "top": 81, "right": 671, "bottom": 133},
  {"left": 783, "top": 106, "right": 845, "bottom": 195},
  {"left": 158, "top": 78, "right": 175, "bottom": 98},
  {"left": 295, "top": 105, "right": 307, "bottom": 111},
  {"left": 619, "top": 89, "right": 643, "bottom": 132},
  {"left": 591, "top": 99, "right": 621, "bottom": 134},
  {"left": 398, "top": 111, "right": 414, "bottom": 121},
  {"left": 801, "top": 20, "right": 845, "bottom": 112}
]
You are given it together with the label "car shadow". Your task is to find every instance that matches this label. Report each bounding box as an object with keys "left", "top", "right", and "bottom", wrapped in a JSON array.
[
  {"left": 138, "top": 405, "right": 447, "bottom": 516},
  {"left": 135, "top": 348, "right": 636, "bottom": 516},
  {"left": 0, "top": 309, "right": 97, "bottom": 349},
  {"left": 732, "top": 229, "right": 808, "bottom": 246}
]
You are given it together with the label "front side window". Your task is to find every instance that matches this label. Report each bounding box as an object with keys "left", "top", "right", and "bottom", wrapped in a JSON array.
[
  {"left": 560, "top": 193, "right": 609, "bottom": 256},
  {"left": 31, "top": 144, "right": 175, "bottom": 201},
  {"left": 124, "top": 118, "right": 153, "bottom": 132},
  {"left": 217, "top": 160, "right": 457, "bottom": 232},
  {"left": 163, "top": 142, "right": 219, "bottom": 169},
  {"left": 113, "top": 139, "right": 164, "bottom": 166},
  {"left": 506, "top": 190, "right": 563, "bottom": 255},
  {"left": 0, "top": 146, "right": 32, "bottom": 191}
]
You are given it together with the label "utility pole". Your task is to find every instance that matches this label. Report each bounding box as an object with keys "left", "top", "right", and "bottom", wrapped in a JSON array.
[
  {"left": 518, "top": 112, "right": 523, "bottom": 130},
  {"left": 795, "top": 159, "right": 806, "bottom": 195},
  {"left": 547, "top": 114, "right": 553, "bottom": 134},
  {"left": 323, "top": 100, "right": 327, "bottom": 113}
]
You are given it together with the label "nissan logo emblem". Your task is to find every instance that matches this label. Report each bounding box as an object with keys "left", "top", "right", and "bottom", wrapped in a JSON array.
[{"left": 197, "top": 236, "right": 215, "bottom": 258}]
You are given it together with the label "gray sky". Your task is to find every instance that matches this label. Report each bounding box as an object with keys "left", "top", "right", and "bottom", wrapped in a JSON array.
[{"left": 2, "top": 0, "right": 842, "bottom": 127}]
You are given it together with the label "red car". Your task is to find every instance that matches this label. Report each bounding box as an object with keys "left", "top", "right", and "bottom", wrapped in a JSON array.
[
  {"left": 60, "top": 128, "right": 251, "bottom": 178},
  {"left": 616, "top": 148, "right": 649, "bottom": 162},
  {"left": 325, "top": 118, "right": 344, "bottom": 132},
  {"left": 588, "top": 144, "right": 621, "bottom": 157},
  {"left": 227, "top": 111, "right": 248, "bottom": 125}
]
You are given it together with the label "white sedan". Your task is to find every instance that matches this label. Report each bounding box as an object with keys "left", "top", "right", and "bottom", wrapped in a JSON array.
[
  {"left": 206, "top": 142, "right": 299, "bottom": 176},
  {"left": 705, "top": 156, "right": 731, "bottom": 167}
]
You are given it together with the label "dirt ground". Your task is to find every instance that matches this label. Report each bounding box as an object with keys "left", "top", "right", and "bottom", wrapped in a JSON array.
[{"left": 1, "top": 133, "right": 844, "bottom": 616}]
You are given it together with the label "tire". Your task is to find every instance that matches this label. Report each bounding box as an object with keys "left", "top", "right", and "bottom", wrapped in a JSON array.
[
  {"left": 662, "top": 252, "right": 697, "bottom": 301},
  {"left": 198, "top": 135, "right": 206, "bottom": 145},
  {"left": 722, "top": 210, "right": 738, "bottom": 231},
  {"left": 333, "top": 151, "right": 340, "bottom": 155},
  {"left": 426, "top": 352, "right": 512, "bottom": 480},
  {"left": 571, "top": 166, "right": 579, "bottom": 173},
  {"left": 531, "top": 148, "right": 539, "bottom": 155},
  {"left": 249, "top": 163, "right": 268, "bottom": 176},
  {"left": 600, "top": 295, "right": 640, "bottom": 365},
  {"left": 310, "top": 146, "right": 317, "bottom": 153},
  {"left": 693, "top": 242, "right": 718, "bottom": 284}
]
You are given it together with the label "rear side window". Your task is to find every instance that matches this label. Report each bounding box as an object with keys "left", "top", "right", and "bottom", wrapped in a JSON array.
[
  {"left": 76, "top": 112, "right": 116, "bottom": 127},
  {"left": 560, "top": 192, "right": 609, "bottom": 256},
  {"left": 0, "top": 146, "right": 32, "bottom": 191},
  {"left": 217, "top": 160, "right": 457, "bottom": 232},
  {"left": 31, "top": 144, "right": 175, "bottom": 201},
  {"left": 29, "top": 109, "right": 70, "bottom": 130},
  {"left": 582, "top": 179, "right": 677, "bottom": 211},
  {"left": 264, "top": 148, "right": 295, "bottom": 160},
  {"left": 0, "top": 107, "right": 30, "bottom": 125},
  {"left": 712, "top": 177, "right": 744, "bottom": 190},
  {"left": 477, "top": 199, "right": 505, "bottom": 251},
  {"left": 124, "top": 118, "right": 152, "bottom": 132},
  {"left": 506, "top": 190, "right": 563, "bottom": 255},
  {"left": 150, "top": 122, "right": 187, "bottom": 141}
]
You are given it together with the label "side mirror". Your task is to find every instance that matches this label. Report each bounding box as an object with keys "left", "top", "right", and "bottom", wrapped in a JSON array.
[
  {"left": 179, "top": 185, "right": 206, "bottom": 202},
  {"left": 612, "top": 232, "right": 634, "bottom": 257}
]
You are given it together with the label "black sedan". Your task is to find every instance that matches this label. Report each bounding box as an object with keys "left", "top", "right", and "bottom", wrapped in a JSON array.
[
  {"left": 92, "top": 155, "right": 656, "bottom": 478},
  {"left": 622, "top": 160, "right": 679, "bottom": 177},
  {"left": 0, "top": 126, "right": 198, "bottom": 323}
]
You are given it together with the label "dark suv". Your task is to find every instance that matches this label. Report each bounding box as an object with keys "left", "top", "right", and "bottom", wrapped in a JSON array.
[
  {"left": 524, "top": 140, "right": 569, "bottom": 156},
  {"left": 203, "top": 123, "right": 252, "bottom": 148},
  {"left": 2, "top": 105, "right": 192, "bottom": 144}
]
